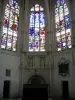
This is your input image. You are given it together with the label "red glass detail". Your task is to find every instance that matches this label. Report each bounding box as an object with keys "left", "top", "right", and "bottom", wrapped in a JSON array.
[
  {"left": 12, "top": 24, "right": 17, "bottom": 29},
  {"left": 40, "top": 38, "right": 42, "bottom": 41},
  {"left": 41, "top": 31, "right": 45, "bottom": 35}
]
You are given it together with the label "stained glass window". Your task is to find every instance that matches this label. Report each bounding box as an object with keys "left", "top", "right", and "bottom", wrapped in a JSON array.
[
  {"left": 55, "top": 0, "right": 72, "bottom": 51},
  {"left": 29, "top": 4, "right": 45, "bottom": 52},
  {"left": 1, "top": 0, "right": 19, "bottom": 51}
]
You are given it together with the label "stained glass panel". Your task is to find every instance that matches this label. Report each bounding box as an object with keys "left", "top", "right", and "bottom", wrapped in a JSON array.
[
  {"left": 40, "top": 12, "right": 45, "bottom": 28},
  {"left": 61, "top": 0, "right": 64, "bottom": 5},
  {"left": 1, "top": 33, "right": 7, "bottom": 49},
  {"left": 1, "top": 0, "right": 19, "bottom": 51},
  {"left": 55, "top": 0, "right": 72, "bottom": 51},
  {"left": 35, "top": 4, "right": 39, "bottom": 11},
  {"left": 35, "top": 41, "right": 39, "bottom": 51},
  {"left": 30, "top": 7, "right": 34, "bottom": 11},
  {"left": 57, "top": 0, "right": 60, "bottom": 7},
  {"left": 7, "top": 34, "right": 12, "bottom": 50},
  {"left": 29, "top": 4, "right": 45, "bottom": 51},
  {"left": 40, "top": 6, "right": 44, "bottom": 11}
]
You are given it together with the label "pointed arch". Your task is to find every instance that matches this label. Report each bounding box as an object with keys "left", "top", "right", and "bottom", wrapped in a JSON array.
[
  {"left": 29, "top": 4, "right": 45, "bottom": 52},
  {"left": 1, "top": 0, "right": 20, "bottom": 51},
  {"left": 55, "top": 0, "right": 72, "bottom": 51}
]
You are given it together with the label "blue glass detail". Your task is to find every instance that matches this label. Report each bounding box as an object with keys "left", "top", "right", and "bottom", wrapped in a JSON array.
[
  {"left": 64, "top": 14, "right": 70, "bottom": 22},
  {"left": 61, "top": 0, "right": 64, "bottom": 5},
  {"left": 29, "top": 43, "right": 34, "bottom": 48},
  {"left": 40, "top": 12, "right": 45, "bottom": 25},
  {"left": 65, "top": 22, "right": 70, "bottom": 29},
  {"left": 30, "top": 27, "right": 34, "bottom": 35},
  {"left": 13, "top": 1, "right": 16, "bottom": 7},
  {"left": 35, "top": 13, "right": 39, "bottom": 23},
  {"left": 55, "top": 8, "right": 59, "bottom": 14},
  {"left": 56, "top": 0, "right": 60, "bottom": 7},
  {"left": 4, "top": 20, "right": 8, "bottom": 25},
  {"left": 30, "top": 13, "right": 34, "bottom": 22}
]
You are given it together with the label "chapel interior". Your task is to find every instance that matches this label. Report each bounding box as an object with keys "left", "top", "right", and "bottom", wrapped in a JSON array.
[{"left": 0, "top": 0, "right": 75, "bottom": 99}]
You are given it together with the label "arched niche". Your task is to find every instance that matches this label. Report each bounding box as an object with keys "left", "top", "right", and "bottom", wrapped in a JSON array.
[{"left": 27, "top": 75, "right": 47, "bottom": 84}]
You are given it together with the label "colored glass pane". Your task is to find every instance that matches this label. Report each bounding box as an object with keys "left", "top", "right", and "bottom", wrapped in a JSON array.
[
  {"left": 56, "top": 0, "right": 60, "bottom": 7},
  {"left": 55, "top": 0, "right": 72, "bottom": 51},
  {"left": 35, "top": 4, "right": 39, "bottom": 11},
  {"left": 40, "top": 6, "right": 44, "bottom": 11},
  {"left": 29, "top": 4, "right": 45, "bottom": 51},
  {"left": 1, "top": 0, "right": 19, "bottom": 51},
  {"left": 30, "top": 7, "right": 34, "bottom": 11}
]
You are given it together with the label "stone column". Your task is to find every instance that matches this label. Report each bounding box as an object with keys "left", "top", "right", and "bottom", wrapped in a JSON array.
[{"left": 19, "top": 53, "right": 25, "bottom": 96}]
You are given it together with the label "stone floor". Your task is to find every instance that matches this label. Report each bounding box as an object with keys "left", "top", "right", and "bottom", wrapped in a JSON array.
[
  {"left": 0, "top": 99, "right": 75, "bottom": 100},
  {"left": 0, "top": 99, "right": 21, "bottom": 100},
  {"left": 0, "top": 98, "right": 75, "bottom": 100}
]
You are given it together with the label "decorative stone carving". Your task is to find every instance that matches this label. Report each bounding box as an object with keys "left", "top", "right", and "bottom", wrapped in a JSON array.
[
  {"left": 28, "top": 56, "right": 33, "bottom": 68},
  {"left": 58, "top": 57, "right": 70, "bottom": 77},
  {"left": 58, "top": 57, "right": 70, "bottom": 65},
  {"left": 40, "top": 56, "right": 45, "bottom": 68},
  {"left": 27, "top": 75, "right": 46, "bottom": 84}
]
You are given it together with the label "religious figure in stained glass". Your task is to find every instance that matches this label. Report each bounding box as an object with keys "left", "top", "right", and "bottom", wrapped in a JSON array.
[
  {"left": 1, "top": 0, "right": 19, "bottom": 51},
  {"left": 55, "top": 0, "right": 72, "bottom": 51},
  {"left": 29, "top": 4, "right": 45, "bottom": 52}
]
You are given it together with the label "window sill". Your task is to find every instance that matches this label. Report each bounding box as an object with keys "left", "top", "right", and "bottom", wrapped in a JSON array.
[
  {"left": 59, "top": 73, "right": 69, "bottom": 77},
  {"left": 20, "top": 51, "right": 48, "bottom": 56},
  {"left": 0, "top": 49, "right": 19, "bottom": 56}
]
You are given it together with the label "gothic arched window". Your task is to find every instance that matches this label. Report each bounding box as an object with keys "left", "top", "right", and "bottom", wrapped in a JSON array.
[
  {"left": 29, "top": 4, "right": 45, "bottom": 52},
  {"left": 1, "top": 0, "right": 19, "bottom": 51},
  {"left": 55, "top": 0, "right": 72, "bottom": 51}
]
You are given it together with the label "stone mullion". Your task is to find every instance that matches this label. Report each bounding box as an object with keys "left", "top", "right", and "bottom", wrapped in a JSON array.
[
  {"left": 19, "top": 53, "right": 25, "bottom": 96},
  {"left": 24, "top": 0, "right": 29, "bottom": 51},
  {"left": 0, "top": 0, "right": 4, "bottom": 47},
  {"left": 70, "top": 0, "right": 75, "bottom": 47}
]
